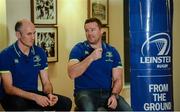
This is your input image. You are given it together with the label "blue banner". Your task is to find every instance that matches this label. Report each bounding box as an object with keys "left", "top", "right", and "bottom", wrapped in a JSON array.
[{"left": 129, "top": 0, "right": 174, "bottom": 111}]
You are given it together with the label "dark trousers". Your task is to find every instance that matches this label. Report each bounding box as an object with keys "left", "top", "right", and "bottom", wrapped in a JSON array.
[
  {"left": 74, "top": 89, "right": 132, "bottom": 111},
  {"left": 1, "top": 91, "right": 72, "bottom": 111}
]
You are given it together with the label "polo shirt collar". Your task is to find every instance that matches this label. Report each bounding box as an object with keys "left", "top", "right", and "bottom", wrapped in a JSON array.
[
  {"left": 84, "top": 41, "right": 107, "bottom": 50},
  {"left": 13, "top": 41, "right": 35, "bottom": 57}
]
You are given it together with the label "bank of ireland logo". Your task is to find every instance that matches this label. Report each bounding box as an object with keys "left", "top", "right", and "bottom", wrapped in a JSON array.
[{"left": 141, "top": 33, "right": 171, "bottom": 56}]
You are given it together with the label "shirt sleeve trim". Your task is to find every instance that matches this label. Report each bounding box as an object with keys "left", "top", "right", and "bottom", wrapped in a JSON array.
[
  {"left": 115, "top": 66, "right": 123, "bottom": 69},
  {"left": 44, "top": 67, "right": 48, "bottom": 70},
  {"left": 0, "top": 71, "right": 11, "bottom": 74},
  {"left": 69, "top": 59, "right": 80, "bottom": 62}
]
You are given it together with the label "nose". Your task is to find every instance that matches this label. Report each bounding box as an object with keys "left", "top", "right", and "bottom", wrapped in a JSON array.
[{"left": 87, "top": 30, "right": 93, "bottom": 35}]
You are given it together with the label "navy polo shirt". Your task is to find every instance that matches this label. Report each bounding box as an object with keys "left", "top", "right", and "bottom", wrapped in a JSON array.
[
  {"left": 69, "top": 41, "right": 122, "bottom": 93},
  {"left": 0, "top": 41, "right": 48, "bottom": 91}
]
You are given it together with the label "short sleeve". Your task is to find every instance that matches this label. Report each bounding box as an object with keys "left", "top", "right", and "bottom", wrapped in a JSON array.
[
  {"left": 69, "top": 44, "right": 83, "bottom": 61},
  {"left": 112, "top": 47, "right": 123, "bottom": 68},
  {"left": 0, "top": 51, "right": 12, "bottom": 73},
  {"left": 37, "top": 47, "right": 48, "bottom": 70}
]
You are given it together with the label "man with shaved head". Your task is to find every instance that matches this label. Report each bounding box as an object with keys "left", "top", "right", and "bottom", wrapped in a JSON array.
[{"left": 0, "top": 19, "right": 72, "bottom": 111}]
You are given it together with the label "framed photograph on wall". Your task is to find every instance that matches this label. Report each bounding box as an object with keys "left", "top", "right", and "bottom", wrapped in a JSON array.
[
  {"left": 31, "top": 0, "right": 57, "bottom": 25},
  {"left": 35, "top": 26, "right": 58, "bottom": 62},
  {"left": 102, "top": 27, "right": 109, "bottom": 43},
  {"left": 88, "top": 0, "right": 109, "bottom": 25}
]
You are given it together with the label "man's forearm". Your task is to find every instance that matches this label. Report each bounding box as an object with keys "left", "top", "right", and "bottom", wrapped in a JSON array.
[
  {"left": 111, "top": 79, "right": 122, "bottom": 94},
  {"left": 68, "top": 55, "right": 93, "bottom": 79},
  {"left": 43, "top": 82, "right": 53, "bottom": 95},
  {"left": 5, "top": 86, "right": 37, "bottom": 101}
]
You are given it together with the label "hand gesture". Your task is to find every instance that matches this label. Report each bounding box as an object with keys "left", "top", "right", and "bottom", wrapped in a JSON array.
[
  {"left": 47, "top": 93, "right": 58, "bottom": 106},
  {"left": 90, "top": 48, "right": 103, "bottom": 61},
  {"left": 34, "top": 94, "right": 51, "bottom": 107}
]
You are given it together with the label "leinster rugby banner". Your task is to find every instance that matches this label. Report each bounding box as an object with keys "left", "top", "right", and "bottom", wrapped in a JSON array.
[{"left": 129, "top": 0, "right": 174, "bottom": 111}]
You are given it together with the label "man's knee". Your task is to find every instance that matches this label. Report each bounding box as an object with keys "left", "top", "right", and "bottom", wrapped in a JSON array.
[
  {"left": 1, "top": 97, "right": 28, "bottom": 111},
  {"left": 55, "top": 95, "right": 72, "bottom": 111},
  {"left": 63, "top": 96, "right": 72, "bottom": 110},
  {"left": 116, "top": 96, "right": 132, "bottom": 111},
  {"left": 75, "top": 95, "right": 96, "bottom": 111},
  {"left": 75, "top": 103, "right": 96, "bottom": 111}
]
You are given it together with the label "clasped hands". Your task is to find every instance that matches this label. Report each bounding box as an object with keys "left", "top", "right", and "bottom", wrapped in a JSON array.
[{"left": 35, "top": 93, "right": 58, "bottom": 107}]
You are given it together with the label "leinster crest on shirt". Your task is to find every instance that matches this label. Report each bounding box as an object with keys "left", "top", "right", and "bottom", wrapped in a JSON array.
[
  {"left": 105, "top": 51, "right": 113, "bottom": 62},
  {"left": 33, "top": 55, "right": 41, "bottom": 67}
]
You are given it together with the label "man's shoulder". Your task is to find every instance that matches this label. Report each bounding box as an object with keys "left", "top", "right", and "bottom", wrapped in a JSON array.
[
  {"left": 33, "top": 45, "right": 45, "bottom": 52},
  {"left": 33, "top": 45, "right": 49, "bottom": 60},
  {"left": 103, "top": 42, "right": 116, "bottom": 50},
  {"left": 0, "top": 44, "right": 15, "bottom": 64},
  {"left": 72, "top": 41, "right": 87, "bottom": 49},
  {"left": 0, "top": 44, "right": 14, "bottom": 56},
  {"left": 33, "top": 45, "right": 42, "bottom": 49},
  {"left": 75, "top": 41, "right": 86, "bottom": 46}
]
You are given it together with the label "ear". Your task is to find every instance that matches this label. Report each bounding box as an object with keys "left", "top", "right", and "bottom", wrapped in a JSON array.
[
  {"left": 100, "top": 28, "right": 104, "bottom": 34},
  {"left": 16, "top": 32, "right": 21, "bottom": 39}
]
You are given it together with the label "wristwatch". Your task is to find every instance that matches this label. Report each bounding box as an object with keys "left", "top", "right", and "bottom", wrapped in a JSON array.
[{"left": 111, "top": 93, "right": 119, "bottom": 100}]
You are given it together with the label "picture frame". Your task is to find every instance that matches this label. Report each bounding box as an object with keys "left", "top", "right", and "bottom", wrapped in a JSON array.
[
  {"left": 35, "top": 26, "right": 58, "bottom": 62},
  {"left": 88, "top": 0, "right": 109, "bottom": 25},
  {"left": 102, "top": 27, "right": 109, "bottom": 43},
  {"left": 31, "top": 0, "right": 57, "bottom": 25}
]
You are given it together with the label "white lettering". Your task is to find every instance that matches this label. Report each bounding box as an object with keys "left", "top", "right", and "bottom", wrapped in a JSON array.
[
  {"left": 149, "top": 84, "right": 168, "bottom": 92},
  {"left": 140, "top": 56, "right": 171, "bottom": 64},
  {"left": 157, "top": 64, "right": 168, "bottom": 68},
  {"left": 152, "top": 93, "right": 166, "bottom": 101},
  {"left": 144, "top": 102, "right": 172, "bottom": 111}
]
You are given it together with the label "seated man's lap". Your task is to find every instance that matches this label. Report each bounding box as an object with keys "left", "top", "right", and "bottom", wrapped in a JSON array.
[
  {"left": 54, "top": 94, "right": 72, "bottom": 111},
  {"left": 115, "top": 95, "right": 132, "bottom": 111},
  {"left": 74, "top": 90, "right": 110, "bottom": 111},
  {"left": 75, "top": 90, "right": 98, "bottom": 111},
  {"left": 1, "top": 91, "right": 72, "bottom": 111},
  {"left": 1, "top": 95, "right": 40, "bottom": 111},
  {"left": 75, "top": 90, "right": 132, "bottom": 111}
]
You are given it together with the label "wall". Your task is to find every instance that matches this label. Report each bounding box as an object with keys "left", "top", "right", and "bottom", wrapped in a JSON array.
[
  {"left": 6, "top": 0, "right": 30, "bottom": 45},
  {"left": 0, "top": 0, "right": 7, "bottom": 51}
]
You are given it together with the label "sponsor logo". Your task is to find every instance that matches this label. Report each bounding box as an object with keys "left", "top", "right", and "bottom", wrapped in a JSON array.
[
  {"left": 84, "top": 50, "right": 89, "bottom": 55},
  {"left": 14, "top": 59, "right": 19, "bottom": 64},
  {"left": 140, "top": 33, "right": 171, "bottom": 68},
  {"left": 141, "top": 33, "right": 171, "bottom": 56},
  {"left": 33, "top": 55, "right": 41, "bottom": 67},
  {"left": 105, "top": 52, "right": 113, "bottom": 62}
]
